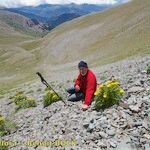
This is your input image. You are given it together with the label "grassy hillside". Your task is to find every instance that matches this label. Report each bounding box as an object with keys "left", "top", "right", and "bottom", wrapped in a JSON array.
[
  {"left": 0, "top": 0, "right": 150, "bottom": 94},
  {"left": 41, "top": 0, "right": 150, "bottom": 67},
  {"left": 0, "top": 17, "right": 40, "bottom": 94}
]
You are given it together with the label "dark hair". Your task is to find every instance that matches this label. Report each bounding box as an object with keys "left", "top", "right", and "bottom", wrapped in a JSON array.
[{"left": 78, "top": 61, "right": 88, "bottom": 68}]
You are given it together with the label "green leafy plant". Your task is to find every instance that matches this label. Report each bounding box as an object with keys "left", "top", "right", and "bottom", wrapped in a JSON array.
[
  {"left": 16, "top": 97, "right": 37, "bottom": 111},
  {"left": 0, "top": 115, "right": 17, "bottom": 137},
  {"left": 147, "top": 65, "right": 150, "bottom": 74},
  {"left": 10, "top": 91, "right": 27, "bottom": 105},
  {"left": 11, "top": 91, "right": 37, "bottom": 111},
  {"left": 43, "top": 90, "right": 60, "bottom": 107},
  {"left": 94, "top": 80, "right": 125, "bottom": 110}
]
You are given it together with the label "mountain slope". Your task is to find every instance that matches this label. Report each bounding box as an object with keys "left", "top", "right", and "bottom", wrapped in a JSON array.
[
  {"left": 51, "top": 13, "right": 81, "bottom": 27},
  {"left": 0, "top": 11, "right": 43, "bottom": 93},
  {"left": 0, "top": 10, "right": 49, "bottom": 37},
  {"left": 41, "top": 0, "right": 150, "bottom": 67},
  {"left": 0, "top": 55, "right": 149, "bottom": 150},
  {"left": 0, "top": 0, "right": 150, "bottom": 93}
]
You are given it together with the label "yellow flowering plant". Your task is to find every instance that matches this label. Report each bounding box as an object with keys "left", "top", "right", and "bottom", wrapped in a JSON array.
[
  {"left": 10, "top": 91, "right": 27, "bottom": 105},
  {"left": 11, "top": 91, "right": 37, "bottom": 111},
  {"left": 0, "top": 115, "right": 18, "bottom": 137},
  {"left": 16, "top": 97, "right": 37, "bottom": 111},
  {"left": 43, "top": 90, "right": 60, "bottom": 107},
  {"left": 94, "top": 79, "right": 125, "bottom": 110}
]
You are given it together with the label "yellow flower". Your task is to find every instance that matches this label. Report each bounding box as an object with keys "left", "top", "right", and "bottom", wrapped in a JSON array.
[
  {"left": 27, "top": 98, "right": 33, "bottom": 101},
  {"left": 119, "top": 89, "right": 125, "bottom": 94},
  {"left": 95, "top": 84, "right": 104, "bottom": 96},
  {"left": 109, "top": 82, "right": 119, "bottom": 87},
  {"left": 52, "top": 95, "right": 59, "bottom": 101},
  {"left": 94, "top": 91, "right": 99, "bottom": 96},
  {"left": 106, "top": 84, "right": 111, "bottom": 88},
  {"left": 103, "top": 93, "right": 107, "bottom": 98},
  {"left": 115, "top": 81, "right": 119, "bottom": 85},
  {"left": 99, "top": 83, "right": 104, "bottom": 88},
  {"left": 106, "top": 80, "right": 112, "bottom": 85}
]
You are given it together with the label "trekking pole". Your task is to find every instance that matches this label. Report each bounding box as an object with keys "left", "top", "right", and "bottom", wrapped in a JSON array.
[{"left": 36, "top": 72, "right": 66, "bottom": 105}]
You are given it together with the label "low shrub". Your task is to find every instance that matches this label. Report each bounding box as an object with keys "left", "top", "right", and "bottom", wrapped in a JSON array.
[
  {"left": 94, "top": 79, "right": 125, "bottom": 110},
  {"left": 0, "top": 115, "right": 17, "bottom": 137},
  {"left": 11, "top": 91, "right": 37, "bottom": 111},
  {"left": 43, "top": 90, "right": 60, "bottom": 107},
  {"left": 16, "top": 97, "right": 37, "bottom": 111}
]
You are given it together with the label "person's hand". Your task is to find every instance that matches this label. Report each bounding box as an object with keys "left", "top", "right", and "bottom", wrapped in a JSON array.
[
  {"left": 75, "top": 85, "right": 80, "bottom": 92},
  {"left": 82, "top": 104, "right": 89, "bottom": 111}
]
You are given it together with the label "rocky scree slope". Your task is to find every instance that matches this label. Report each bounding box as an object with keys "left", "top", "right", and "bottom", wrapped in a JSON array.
[{"left": 0, "top": 55, "right": 150, "bottom": 150}]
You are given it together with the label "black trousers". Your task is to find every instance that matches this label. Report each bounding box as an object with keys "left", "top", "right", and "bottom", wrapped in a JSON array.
[{"left": 67, "top": 87, "right": 84, "bottom": 102}]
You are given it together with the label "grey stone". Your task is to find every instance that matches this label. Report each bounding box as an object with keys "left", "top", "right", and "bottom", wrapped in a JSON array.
[
  {"left": 96, "top": 112, "right": 102, "bottom": 116},
  {"left": 141, "top": 70, "right": 147, "bottom": 74},
  {"left": 83, "top": 121, "right": 89, "bottom": 128},
  {"left": 90, "top": 118, "right": 96, "bottom": 124},
  {"left": 143, "top": 134, "right": 150, "bottom": 140},
  {"left": 112, "top": 112, "right": 119, "bottom": 119},
  {"left": 130, "top": 136, "right": 139, "bottom": 142},
  {"left": 131, "top": 130, "right": 140, "bottom": 137},
  {"left": 142, "top": 118, "right": 150, "bottom": 130},
  {"left": 129, "top": 105, "right": 141, "bottom": 113},
  {"left": 97, "top": 141, "right": 107, "bottom": 148},
  {"left": 133, "top": 121, "right": 142, "bottom": 127},
  {"left": 101, "top": 124, "right": 108, "bottom": 128},
  {"left": 133, "top": 80, "right": 142, "bottom": 86},
  {"left": 99, "top": 132, "right": 108, "bottom": 139},
  {"left": 109, "top": 141, "right": 117, "bottom": 148},
  {"left": 140, "top": 138, "right": 147, "bottom": 143},
  {"left": 120, "top": 111, "right": 127, "bottom": 119},
  {"left": 87, "top": 123, "right": 95, "bottom": 132},
  {"left": 116, "top": 141, "right": 136, "bottom": 150},
  {"left": 145, "top": 144, "right": 150, "bottom": 150},
  {"left": 106, "top": 129, "right": 116, "bottom": 136},
  {"left": 99, "top": 116, "right": 107, "bottom": 122},
  {"left": 128, "top": 86, "right": 145, "bottom": 93}
]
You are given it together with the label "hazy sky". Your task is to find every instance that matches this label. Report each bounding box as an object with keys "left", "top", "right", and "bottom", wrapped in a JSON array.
[{"left": 0, "top": 0, "right": 124, "bottom": 8}]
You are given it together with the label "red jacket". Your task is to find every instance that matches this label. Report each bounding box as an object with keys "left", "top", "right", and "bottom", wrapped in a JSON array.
[{"left": 74, "top": 69, "right": 97, "bottom": 106}]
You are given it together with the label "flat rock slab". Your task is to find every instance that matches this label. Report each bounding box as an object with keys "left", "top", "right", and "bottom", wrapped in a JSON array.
[
  {"left": 129, "top": 105, "right": 141, "bottom": 113},
  {"left": 128, "top": 86, "right": 145, "bottom": 93}
]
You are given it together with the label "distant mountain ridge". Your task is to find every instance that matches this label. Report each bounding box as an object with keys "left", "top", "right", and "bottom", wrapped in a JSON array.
[{"left": 4, "top": 3, "right": 112, "bottom": 29}]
